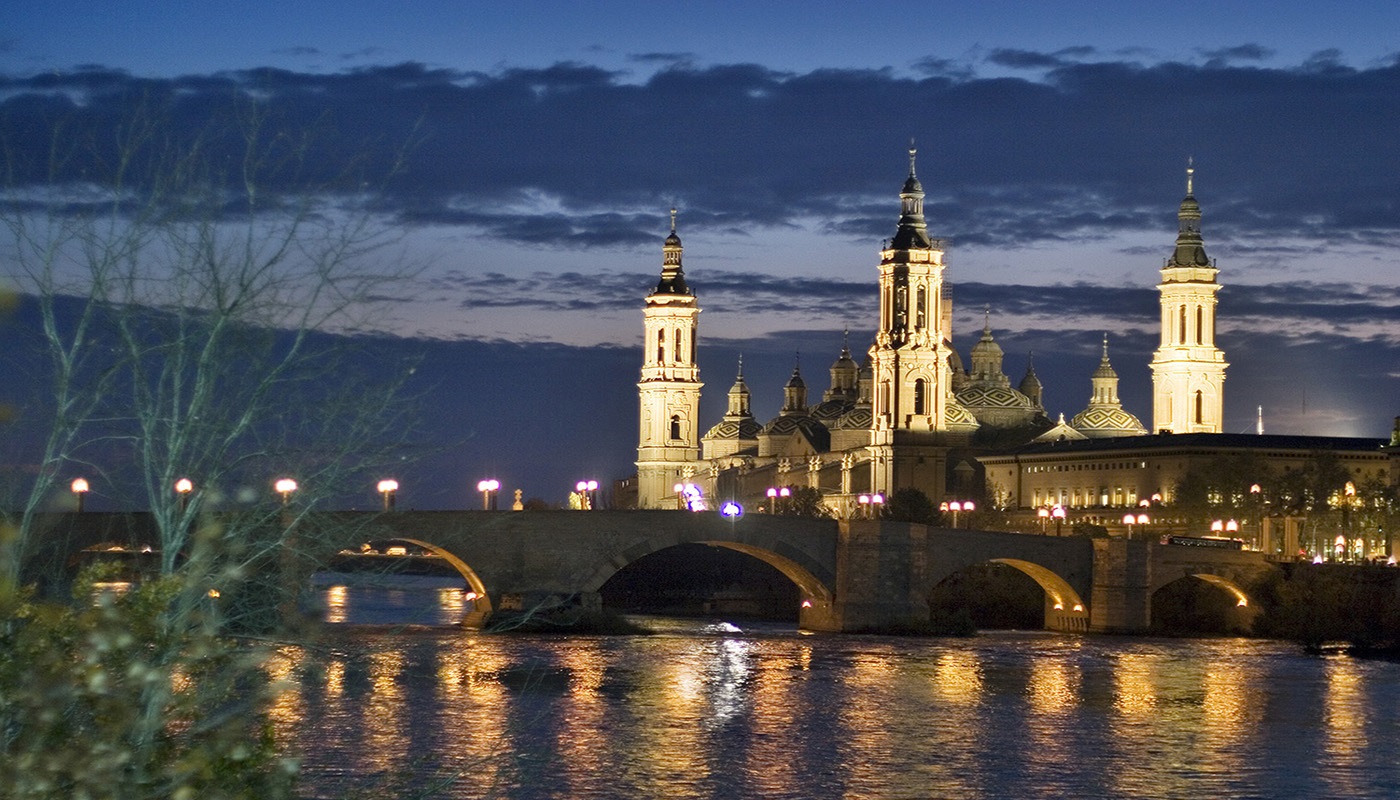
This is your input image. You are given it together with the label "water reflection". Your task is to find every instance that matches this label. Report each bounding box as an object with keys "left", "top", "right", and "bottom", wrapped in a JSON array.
[{"left": 278, "top": 617, "right": 1400, "bottom": 800}]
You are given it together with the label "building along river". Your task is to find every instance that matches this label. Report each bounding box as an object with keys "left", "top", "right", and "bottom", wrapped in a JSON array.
[{"left": 272, "top": 579, "right": 1400, "bottom": 799}]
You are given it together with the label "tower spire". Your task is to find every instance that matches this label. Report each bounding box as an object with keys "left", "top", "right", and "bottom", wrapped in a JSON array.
[{"left": 655, "top": 207, "right": 688, "bottom": 294}]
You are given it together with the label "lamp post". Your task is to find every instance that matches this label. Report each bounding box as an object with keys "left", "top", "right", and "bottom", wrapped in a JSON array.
[
  {"left": 71, "top": 478, "right": 89, "bottom": 512},
  {"left": 1051, "top": 505, "right": 1067, "bottom": 536},
  {"left": 377, "top": 479, "right": 399, "bottom": 511},
  {"left": 1342, "top": 480, "right": 1356, "bottom": 562},
  {"left": 275, "top": 478, "right": 298, "bottom": 506},
  {"left": 1037, "top": 506, "right": 1050, "bottom": 534},
  {"left": 857, "top": 492, "right": 884, "bottom": 520},
  {"left": 175, "top": 478, "right": 193, "bottom": 512},
  {"left": 1249, "top": 483, "right": 1263, "bottom": 551},
  {"left": 941, "top": 500, "right": 975, "bottom": 529},
  {"left": 575, "top": 480, "right": 599, "bottom": 510},
  {"left": 477, "top": 479, "right": 500, "bottom": 510},
  {"left": 1211, "top": 518, "right": 1239, "bottom": 541},
  {"left": 1123, "top": 512, "right": 1150, "bottom": 540},
  {"left": 766, "top": 486, "right": 791, "bottom": 515}
]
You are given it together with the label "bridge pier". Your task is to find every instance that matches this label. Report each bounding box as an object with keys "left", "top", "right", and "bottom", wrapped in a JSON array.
[
  {"left": 1089, "top": 539, "right": 1151, "bottom": 633},
  {"left": 828, "top": 520, "right": 929, "bottom": 631}
]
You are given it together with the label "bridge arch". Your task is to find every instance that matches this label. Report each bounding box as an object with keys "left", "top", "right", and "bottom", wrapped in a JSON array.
[
  {"left": 333, "top": 536, "right": 493, "bottom": 626},
  {"left": 927, "top": 557, "right": 1089, "bottom": 633},
  {"left": 1150, "top": 571, "right": 1257, "bottom": 634},
  {"left": 581, "top": 537, "right": 837, "bottom": 629}
]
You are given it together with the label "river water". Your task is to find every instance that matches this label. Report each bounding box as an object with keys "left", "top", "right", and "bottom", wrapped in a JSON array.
[{"left": 273, "top": 581, "right": 1400, "bottom": 799}]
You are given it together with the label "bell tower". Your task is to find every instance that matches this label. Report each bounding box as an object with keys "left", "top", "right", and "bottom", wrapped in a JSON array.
[
  {"left": 636, "top": 210, "right": 702, "bottom": 508},
  {"left": 1151, "top": 160, "right": 1228, "bottom": 433},
  {"left": 869, "top": 145, "right": 953, "bottom": 499}
]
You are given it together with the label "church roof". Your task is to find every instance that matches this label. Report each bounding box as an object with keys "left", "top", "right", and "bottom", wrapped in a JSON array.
[
  {"left": 703, "top": 418, "right": 762, "bottom": 441},
  {"left": 1070, "top": 405, "right": 1148, "bottom": 438}
]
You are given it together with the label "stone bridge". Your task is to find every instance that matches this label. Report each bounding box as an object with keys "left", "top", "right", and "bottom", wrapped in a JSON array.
[{"left": 33, "top": 510, "right": 1277, "bottom": 633}]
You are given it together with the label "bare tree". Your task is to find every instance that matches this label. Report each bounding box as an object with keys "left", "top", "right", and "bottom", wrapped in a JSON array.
[{"left": 1, "top": 97, "right": 424, "bottom": 794}]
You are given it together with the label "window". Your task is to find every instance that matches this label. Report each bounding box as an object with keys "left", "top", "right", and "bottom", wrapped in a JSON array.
[
  {"left": 913, "top": 378, "right": 926, "bottom": 415},
  {"left": 1196, "top": 306, "right": 1203, "bottom": 344},
  {"left": 657, "top": 330, "right": 665, "bottom": 362},
  {"left": 1179, "top": 305, "right": 1187, "bottom": 344},
  {"left": 670, "top": 415, "right": 681, "bottom": 440},
  {"left": 1194, "top": 390, "right": 1204, "bottom": 424},
  {"left": 916, "top": 288, "right": 926, "bottom": 329},
  {"left": 674, "top": 329, "right": 682, "bottom": 361}
]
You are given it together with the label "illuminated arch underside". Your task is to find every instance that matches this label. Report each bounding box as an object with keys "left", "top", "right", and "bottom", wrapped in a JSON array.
[
  {"left": 369, "top": 537, "right": 494, "bottom": 617},
  {"left": 987, "top": 557, "right": 1088, "bottom": 615}
]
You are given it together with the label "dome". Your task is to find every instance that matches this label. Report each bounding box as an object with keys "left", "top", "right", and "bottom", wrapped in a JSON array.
[
  {"left": 956, "top": 384, "right": 1038, "bottom": 412},
  {"left": 704, "top": 418, "right": 762, "bottom": 441},
  {"left": 1070, "top": 406, "right": 1148, "bottom": 439},
  {"left": 832, "top": 405, "right": 873, "bottom": 431},
  {"left": 812, "top": 398, "right": 854, "bottom": 422},
  {"left": 944, "top": 397, "right": 981, "bottom": 431}
]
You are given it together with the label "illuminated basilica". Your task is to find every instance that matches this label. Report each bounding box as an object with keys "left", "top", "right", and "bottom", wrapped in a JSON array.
[{"left": 635, "top": 151, "right": 1233, "bottom": 514}]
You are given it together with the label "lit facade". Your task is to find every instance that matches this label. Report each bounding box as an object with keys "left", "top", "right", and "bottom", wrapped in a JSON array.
[{"left": 1151, "top": 161, "right": 1228, "bottom": 433}]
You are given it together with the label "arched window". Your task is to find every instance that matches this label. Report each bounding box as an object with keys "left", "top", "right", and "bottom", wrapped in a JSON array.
[
  {"left": 1179, "top": 305, "right": 1187, "bottom": 344},
  {"left": 674, "top": 329, "right": 682, "bottom": 361},
  {"left": 1194, "top": 390, "right": 1204, "bottom": 424},
  {"left": 916, "top": 288, "right": 927, "bottom": 329},
  {"left": 913, "top": 378, "right": 927, "bottom": 415},
  {"left": 657, "top": 330, "right": 665, "bottom": 362},
  {"left": 1196, "top": 306, "right": 1203, "bottom": 344},
  {"left": 670, "top": 415, "right": 682, "bottom": 440}
]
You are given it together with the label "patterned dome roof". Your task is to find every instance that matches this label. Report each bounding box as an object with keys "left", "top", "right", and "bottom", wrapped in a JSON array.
[
  {"left": 1070, "top": 406, "right": 1147, "bottom": 438},
  {"left": 832, "top": 405, "right": 873, "bottom": 430},
  {"left": 704, "top": 418, "right": 762, "bottom": 441},
  {"left": 812, "top": 398, "right": 855, "bottom": 422},
  {"left": 956, "top": 384, "right": 1038, "bottom": 412},
  {"left": 945, "top": 397, "right": 981, "bottom": 430}
]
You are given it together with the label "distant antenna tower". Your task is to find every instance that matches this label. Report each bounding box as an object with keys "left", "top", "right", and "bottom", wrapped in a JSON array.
[{"left": 1256, "top": 405, "right": 1264, "bottom": 436}]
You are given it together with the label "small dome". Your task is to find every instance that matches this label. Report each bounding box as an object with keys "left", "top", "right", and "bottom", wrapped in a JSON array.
[
  {"left": 786, "top": 367, "right": 806, "bottom": 389},
  {"left": 1070, "top": 406, "right": 1148, "bottom": 438},
  {"left": 704, "top": 418, "right": 762, "bottom": 441}
]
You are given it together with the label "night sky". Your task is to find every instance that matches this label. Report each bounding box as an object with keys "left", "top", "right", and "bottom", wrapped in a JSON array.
[{"left": 4, "top": 2, "right": 1399, "bottom": 507}]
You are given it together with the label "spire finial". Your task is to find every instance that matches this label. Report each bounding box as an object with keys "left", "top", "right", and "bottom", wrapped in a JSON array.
[
  {"left": 1102, "top": 332, "right": 1110, "bottom": 358},
  {"left": 1186, "top": 157, "right": 1194, "bottom": 196},
  {"left": 908, "top": 138, "right": 917, "bottom": 177},
  {"left": 669, "top": 206, "right": 677, "bottom": 233},
  {"left": 983, "top": 304, "right": 991, "bottom": 332},
  {"left": 737, "top": 353, "right": 744, "bottom": 378}
]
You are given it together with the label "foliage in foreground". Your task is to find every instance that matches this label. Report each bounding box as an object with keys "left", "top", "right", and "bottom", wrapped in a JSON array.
[{"left": 0, "top": 567, "right": 296, "bottom": 800}]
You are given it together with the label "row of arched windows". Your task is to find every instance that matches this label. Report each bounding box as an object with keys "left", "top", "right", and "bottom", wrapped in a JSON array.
[{"left": 1176, "top": 303, "right": 1213, "bottom": 346}]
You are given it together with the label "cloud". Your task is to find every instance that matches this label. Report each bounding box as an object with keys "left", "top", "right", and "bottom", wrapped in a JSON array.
[
  {"left": 273, "top": 46, "right": 322, "bottom": 57},
  {"left": 1198, "top": 44, "right": 1275, "bottom": 64},
  {"left": 3, "top": 54, "right": 1400, "bottom": 262}
]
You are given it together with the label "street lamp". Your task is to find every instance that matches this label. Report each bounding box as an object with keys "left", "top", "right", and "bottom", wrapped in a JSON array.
[
  {"left": 175, "top": 478, "right": 193, "bottom": 511},
  {"left": 856, "top": 492, "right": 884, "bottom": 519},
  {"left": 941, "top": 499, "right": 975, "bottom": 529},
  {"left": 71, "top": 478, "right": 89, "bottom": 512},
  {"left": 1037, "top": 506, "right": 1050, "bottom": 534},
  {"left": 477, "top": 479, "right": 500, "bottom": 510},
  {"left": 575, "top": 480, "right": 599, "bottom": 510},
  {"left": 275, "top": 478, "right": 298, "bottom": 505},
  {"left": 720, "top": 501, "right": 743, "bottom": 519},
  {"left": 377, "top": 479, "right": 399, "bottom": 511},
  {"left": 1051, "top": 505, "right": 1067, "bottom": 536},
  {"left": 766, "top": 486, "right": 791, "bottom": 515},
  {"left": 1211, "top": 518, "right": 1239, "bottom": 539},
  {"left": 1122, "top": 512, "right": 1150, "bottom": 540}
]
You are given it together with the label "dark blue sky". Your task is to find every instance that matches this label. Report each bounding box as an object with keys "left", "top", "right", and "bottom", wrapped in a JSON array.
[{"left": 3, "top": 2, "right": 1399, "bottom": 506}]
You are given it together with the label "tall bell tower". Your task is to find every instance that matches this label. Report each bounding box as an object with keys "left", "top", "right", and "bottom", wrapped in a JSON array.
[
  {"left": 636, "top": 210, "right": 702, "bottom": 508},
  {"left": 1150, "top": 160, "right": 1228, "bottom": 433},
  {"left": 869, "top": 145, "right": 954, "bottom": 498}
]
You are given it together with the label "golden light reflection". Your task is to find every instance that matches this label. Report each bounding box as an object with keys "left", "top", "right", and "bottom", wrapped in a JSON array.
[
  {"left": 437, "top": 587, "right": 465, "bottom": 621},
  {"left": 325, "top": 585, "right": 348, "bottom": 624},
  {"left": 1199, "top": 658, "right": 1247, "bottom": 777},
  {"left": 933, "top": 650, "right": 983, "bottom": 705},
  {"left": 265, "top": 647, "right": 304, "bottom": 728},
  {"left": 1112, "top": 653, "right": 1156, "bottom": 716},
  {"left": 746, "top": 643, "right": 800, "bottom": 796},
  {"left": 324, "top": 659, "right": 345, "bottom": 698},
  {"left": 1324, "top": 656, "right": 1367, "bottom": 787},
  {"left": 1027, "top": 659, "right": 1077, "bottom": 715},
  {"left": 362, "top": 650, "right": 406, "bottom": 776}
]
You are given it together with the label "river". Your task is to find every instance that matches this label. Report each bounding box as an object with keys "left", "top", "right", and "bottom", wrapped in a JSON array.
[{"left": 272, "top": 580, "right": 1400, "bottom": 799}]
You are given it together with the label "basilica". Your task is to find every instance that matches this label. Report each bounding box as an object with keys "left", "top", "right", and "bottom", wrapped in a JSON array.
[{"left": 635, "top": 151, "right": 1229, "bottom": 514}]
